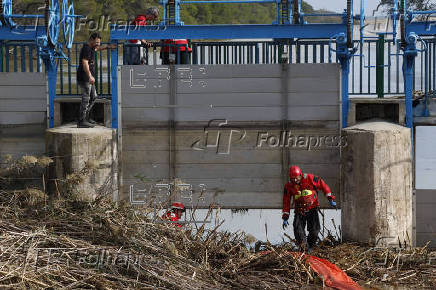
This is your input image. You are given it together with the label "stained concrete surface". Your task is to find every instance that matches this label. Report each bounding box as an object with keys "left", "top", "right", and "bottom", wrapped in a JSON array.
[
  {"left": 341, "top": 121, "right": 413, "bottom": 246},
  {"left": 46, "top": 124, "right": 118, "bottom": 201}
]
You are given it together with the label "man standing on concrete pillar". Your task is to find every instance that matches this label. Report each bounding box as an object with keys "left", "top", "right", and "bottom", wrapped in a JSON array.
[
  {"left": 77, "top": 33, "right": 116, "bottom": 128},
  {"left": 282, "top": 165, "right": 337, "bottom": 252}
]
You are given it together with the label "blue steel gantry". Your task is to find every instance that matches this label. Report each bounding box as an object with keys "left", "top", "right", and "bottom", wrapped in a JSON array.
[
  {"left": 393, "top": 0, "right": 436, "bottom": 127},
  {"left": 0, "top": 0, "right": 78, "bottom": 128},
  {"left": 110, "top": 0, "right": 358, "bottom": 129}
]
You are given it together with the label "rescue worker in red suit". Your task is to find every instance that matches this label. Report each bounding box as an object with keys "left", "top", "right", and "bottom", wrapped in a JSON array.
[
  {"left": 161, "top": 39, "right": 192, "bottom": 64},
  {"left": 162, "top": 202, "right": 185, "bottom": 227},
  {"left": 125, "top": 7, "right": 159, "bottom": 65},
  {"left": 282, "top": 165, "right": 337, "bottom": 252}
]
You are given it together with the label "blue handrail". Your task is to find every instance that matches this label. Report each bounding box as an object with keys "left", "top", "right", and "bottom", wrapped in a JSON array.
[{"left": 1, "top": 38, "right": 435, "bottom": 96}]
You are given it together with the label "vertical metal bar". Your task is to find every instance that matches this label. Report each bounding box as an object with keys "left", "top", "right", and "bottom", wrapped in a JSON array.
[
  {"left": 111, "top": 42, "right": 119, "bottom": 129},
  {"left": 6, "top": 44, "right": 10, "bottom": 72},
  {"left": 13, "top": 45, "right": 18, "bottom": 72},
  {"left": 304, "top": 43, "right": 308, "bottom": 63},
  {"left": 200, "top": 45, "right": 205, "bottom": 64},
  {"left": 255, "top": 43, "right": 259, "bottom": 64},
  {"left": 421, "top": 43, "right": 424, "bottom": 91},
  {"left": 0, "top": 41, "right": 3, "bottom": 73},
  {"left": 265, "top": 43, "right": 269, "bottom": 64},
  {"left": 107, "top": 46, "right": 111, "bottom": 95},
  {"left": 275, "top": 44, "right": 278, "bottom": 63},
  {"left": 21, "top": 45, "right": 26, "bottom": 72},
  {"left": 66, "top": 48, "right": 71, "bottom": 94},
  {"left": 413, "top": 58, "right": 416, "bottom": 91},
  {"left": 429, "top": 40, "right": 433, "bottom": 92},
  {"left": 250, "top": 45, "right": 254, "bottom": 64},
  {"left": 48, "top": 60, "right": 58, "bottom": 128},
  {"left": 99, "top": 49, "right": 103, "bottom": 94},
  {"left": 359, "top": 41, "right": 363, "bottom": 94},
  {"left": 36, "top": 45, "right": 42, "bottom": 73},
  {"left": 217, "top": 45, "right": 220, "bottom": 64},
  {"left": 351, "top": 45, "right": 355, "bottom": 94},
  {"left": 396, "top": 44, "right": 400, "bottom": 94},
  {"left": 368, "top": 41, "right": 371, "bottom": 94},
  {"left": 76, "top": 44, "right": 79, "bottom": 94},
  {"left": 425, "top": 44, "right": 429, "bottom": 116},
  {"left": 312, "top": 43, "right": 316, "bottom": 63},
  {"left": 94, "top": 51, "right": 99, "bottom": 94},
  {"left": 388, "top": 40, "right": 391, "bottom": 94},
  {"left": 376, "top": 34, "right": 384, "bottom": 98},
  {"left": 29, "top": 45, "right": 34, "bottom": 73},
  {"left": 320, "top": 44, "right": 324, "bottom": 63},
  {"left": 59, "top": 54, "right": 64, "bottom": 95},
  {"left": 328, "top": 42, "right": 332, "bottom": 63},
  {"left": 432, "top": 41, "right": 436, "bottom": 91},
  {"left": 210, "top": 44, "right": 214, "bottom": 64},
  {"left": 192, "top": 43, "right": 197, "bottom": 65},
  {"left": 296, "top": 42, "right": 300, "bottom": 63}
]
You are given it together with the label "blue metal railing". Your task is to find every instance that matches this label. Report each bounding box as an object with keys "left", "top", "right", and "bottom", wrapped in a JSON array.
[{"left": 1, "top": 38, "right": 435, "bottom": 96}]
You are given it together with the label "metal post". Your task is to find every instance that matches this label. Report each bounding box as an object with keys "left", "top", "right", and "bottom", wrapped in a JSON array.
[
  {"left": 340, "top": 57, "right": 350, "bottom": 128},
  {"left": 0, "top": 41, "right": 3, "bottom": 72},
  {"left": 47, "top": 59, "right": 57, "bottom": 128},
  {"left": 376, "top": 34, "right": 385, "bottom": 98},
  {"left": 111, "top": 41, "right": 119, "bottom": 129},
  {"left": 336, "top": 34, "right": 355, "bottom": 128},
  {"left": 403, "top": 54, "right": 415, "bottom": 129},
  {"left": 94, "top": 52, "right": 99, "bottom": 94},
  {"left": 402, "top": 34, "right": 418, "bottom": 129}
]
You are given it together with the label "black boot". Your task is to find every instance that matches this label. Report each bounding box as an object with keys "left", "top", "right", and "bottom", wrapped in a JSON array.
[
  {"left": 86, "top": 110, "right": 98, "bottom": 125},
  {"left": 78, "top": 110, "right": 94, "bottom": 128},
  {"left": 77, "top": 120, "right": 95, "bottom": 128}
]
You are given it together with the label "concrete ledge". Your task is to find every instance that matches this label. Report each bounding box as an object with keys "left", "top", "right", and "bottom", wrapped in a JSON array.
[{"left": 348, "top": 98, "right": 405, "bottom": 127}]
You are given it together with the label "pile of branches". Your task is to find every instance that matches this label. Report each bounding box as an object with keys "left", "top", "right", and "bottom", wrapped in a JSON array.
[
  {"left": 0, "top": 155, "right": 320, "bottom": 289},
  {"left": 312, "top": 241, "right": 436, "bottom": 289},
  {"left": 1, "top": 155, "right": 436, "bottom": 289}
]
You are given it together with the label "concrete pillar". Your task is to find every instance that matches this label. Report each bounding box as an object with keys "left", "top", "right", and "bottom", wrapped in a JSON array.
[
  {"left": 341, "top": 121, "right": 413, "bottom": 246},
  {"left": 46, "top": 125, "right": 119, "bottom": 201}
]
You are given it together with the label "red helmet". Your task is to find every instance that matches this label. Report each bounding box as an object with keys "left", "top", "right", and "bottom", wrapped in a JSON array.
[
  {"left": 171, "top": 202, "right": 185, "bottom": 212},
  {"left": 289, "top": 165, "right": 302, "bottom": 179}
]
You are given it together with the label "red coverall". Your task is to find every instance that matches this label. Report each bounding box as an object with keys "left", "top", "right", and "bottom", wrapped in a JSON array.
[
  {"left": 282, "top": 173, "right": 335, "bottom": 250},
  {"left": 162, "top": 211, "right": 182, "bottom": 228},
  {"left": 161, "top": 39, "right": 192, "bottom": 64},
  {"left": 126, "top": 15, "right": 153, "bottom": 65}
]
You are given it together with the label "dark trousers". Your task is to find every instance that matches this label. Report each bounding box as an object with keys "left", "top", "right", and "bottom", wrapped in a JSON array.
[
  {"left": 293, "top": 208, "right": 321, "bottom": 250},
  {"left": 78, "top": 82, "right": 97, "bottom": 123},
  {"left": 124, "top": 46, "right": 142, "bottom": 65},
  {"left": 161, "top": 51, "right": 190, "bottom": 65}
]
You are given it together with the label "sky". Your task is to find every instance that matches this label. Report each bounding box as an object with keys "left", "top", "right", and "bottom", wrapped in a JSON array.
[{"left": 305, "top": 0, "right": 382, "bottom": 14}]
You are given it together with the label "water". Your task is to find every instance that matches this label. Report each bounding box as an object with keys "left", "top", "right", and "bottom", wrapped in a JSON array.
[{"left": 187, "top": 208, "right": 341, "bottom": 245}]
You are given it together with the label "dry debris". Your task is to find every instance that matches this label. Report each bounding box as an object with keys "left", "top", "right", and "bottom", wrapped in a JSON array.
[{"left": 1, "top": 155, "right": 436, "bottom": 289}]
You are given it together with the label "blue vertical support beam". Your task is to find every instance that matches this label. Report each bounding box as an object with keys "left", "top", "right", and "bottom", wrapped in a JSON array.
[
  {"left": 46, "top": 58, "right": 57, "bottom": 128},
  {"left": 336, "top": 33, "right": 356, "bottom": 128},
  {"left": 402, "top": 33, "right": 418, "bottom": 129},
  {"left": 111, "top": 40, "right": 119, "bottom": 129},
  {"left": 0, "top": 41, "right": 3, "bottom": 72}
]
